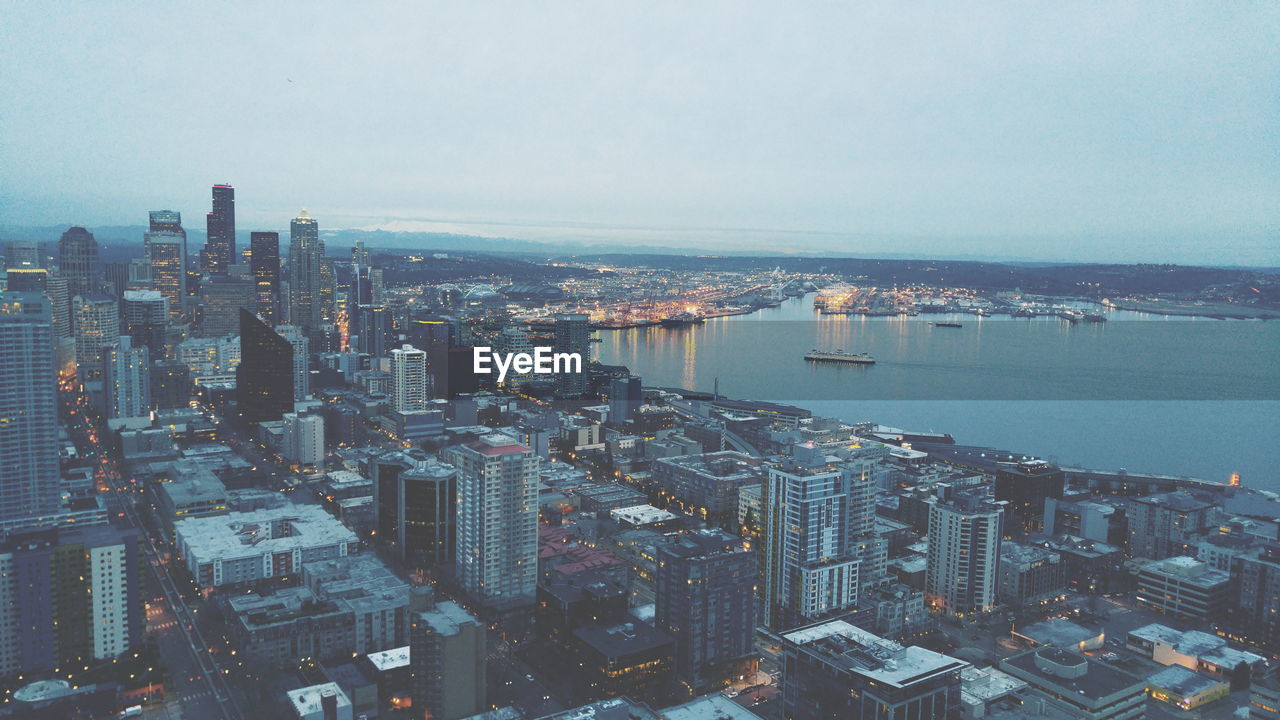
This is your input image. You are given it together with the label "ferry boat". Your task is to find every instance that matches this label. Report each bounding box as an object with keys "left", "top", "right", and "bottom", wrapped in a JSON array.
[
  {"left": 659, "top": 312, "right": 704, "bottom": 328},
  {"left": 931, "top": 321, "right": 963, "bottom": 328},
  {"left": 804, "top": 349, "right": 876, "bottom": 365}
]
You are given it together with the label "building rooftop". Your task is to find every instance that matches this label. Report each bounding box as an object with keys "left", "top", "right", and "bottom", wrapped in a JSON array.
[
  {"left": 364, "top": 645, "right": 410, "bottom": 672},
  {"left": 1015, "top": 619, "right": 1102, "bottom": 648},
  {"left": 610, "top": 504, "right": 679, "bottom": 526},
  {"left": 1128, "top": 623, "right": 1265, "bottom": 668},
  {"left": 174, "top": 503, "right": 357, "bottom": 563},
  {"left": 658, "top": 694, "right": 764, "bottom": 720},
  {"left": 1141, "top": 556, "right": 1230, "bottom": 586},
  {"left": 961, "top": 665, "right": 1028, "bottom": 705},
  {"left": 1001, "top": 648, "right": 1142, "bottom": 703},
  {"left": 782, "top": 620, "right": 967, "bottom": 688},
  {"left": 535, "top": 697, "right": 653, "bottom": 720},
  {"left": 574, "top": 620, "right": 672, "bottom": 657},
  {"left": 416, "top": 601, "right": 481, "bottom": 637},
  {"left": 286, "top": 682, "right": 352, "bottom": 717},
  {"left": 1147, "top": 665, "right": 1223, "bottom": 697},
  {"left": 1134, "top": 491, "right": 1215, "bottom": 513}
]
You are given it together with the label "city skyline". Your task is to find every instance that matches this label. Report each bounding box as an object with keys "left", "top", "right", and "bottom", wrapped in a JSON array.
[{"left": 2, "top": 3, "right": 1277, "bottom": 266}]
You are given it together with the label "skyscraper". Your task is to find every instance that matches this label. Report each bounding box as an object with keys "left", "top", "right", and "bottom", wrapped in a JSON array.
[
  {"left": 250, "top": 231, "right": 280, "bottom": 325},
  {"left": 0, "top": 525, "right": 145, "bottom": 676},
  {"left": 288, "top": 210, "right": 323, "bottom": 330},
  {"left": 72, "top": 293, "right": 120, "bottom": 373},
  {"left": 389, "top": 344, "right": 428, "bottom": 412},
  {"left": 445, "top": 434, "right": 540, "bottom": 608},
  {"left": 103, "top": 335, "right": 150, "bottom": 420},
  {"left": 276, "top": 324, "right": 311, "bottom": 402},
  {"left": 0, "top": 293, "right": 59, "bottom": 523},
  {"left": 351, "top": 238, "right": 370, "bottom": 266},
  {"left": 236, "top": 309, "right": 294, "bottom": 423},
  {"left": 57, "top": 226, "right": 100, "bottom": 298},
  {"left": 410, "top": 599, "right": 486, "bottom": 720},
  {"left": 5, "top": 267, "right": 47, "bottom": 293},
  {"left": 553, "top": 313, "right": 590, "bottom": 397},
  {"left": 203, "top": 184, "right": 236, "bottom": 275},
  {"left": 373, "top": 452, "right": 458, "bottom": 571},
  {"left": 925, "top": 486, "right": 1005, "bottom": 616},
  {"left": 145, "top": 215, "right": 186, "bottom": 320},
  {"left": 609, "top": 375, "right": 643, "bottom": 426},
  {"left": 44, "top": 273, "right": 72, "bottom": 340},
  {"left": 355, "top": 304, "right": 391, "bottom": 358},
  {"left": 122, "top": 289, "right": 168, "bottom": 360},
  {"left": 762, "top": 443, "right": 886, "bottom": 630},
  {"left": 319, "top": 256, "right": 335, "bottom": 324},
  {"left": 198, "top": 275, "right": 254, "bottom": 336},
  {"left": 655, "top": 529, "right": 759, "bottom": 692}
]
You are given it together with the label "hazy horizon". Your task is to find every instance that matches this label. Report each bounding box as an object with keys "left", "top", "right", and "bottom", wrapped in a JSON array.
[{"left": 3, "top": 3, "right": 1277, "bottom": 265}]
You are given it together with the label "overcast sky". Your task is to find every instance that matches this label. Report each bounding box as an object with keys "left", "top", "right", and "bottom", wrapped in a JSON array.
[{"left": 2, "top": 2, "right": 1277, "bottom": 264}]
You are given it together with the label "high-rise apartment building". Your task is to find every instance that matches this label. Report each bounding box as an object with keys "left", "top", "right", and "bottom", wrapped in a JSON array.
[
  {"left": 553, "top": 312, "right": 589, "bottom": 397},
  {"left": 389, "top": 344, "right": 428, "bottom": 412},
  {"left": 102, "top": 335, "right": 150, "bottom": 420},
  {"left": 122, "top": 289, "right": 168, "bottom": 359},
  {"left": 203, "top": 184, "right": 236, "bottom": 275},
  {"left": 410, "top": 600, "right": 486, "bottom": 720},
  {"left": 236, "top": 309, "right": 294, "bottom": 423},
  {"left": 0, "top": 525, "right": 145, "bottom": 677},
  {"left": 250, "top": 231, "right": 280, "bottom": 325},
  {"left": 925, "top": 486, "right": 1005, "bottom": 616},
  {"left": 0, "top": 293, "right": 59, "bottom": 523},
  {"left": 283, "top": 412, "right": 324, "bottom": 470},
  {"left": 44, "top": 273, "right": 72, "bottom": 339},
  {"left": 609, "top": 375, "right": 643, "bottom": 427},
  {"left": 288, "top": 210, "right": 323, "bottom": 330},
  {"left": 276, "top": 324, "right": 311, "bottom": 402},
  {"left": 445, "top": 434, "right": 540, "bottom": 608},
  {"left": 655, "top": 529, "right": 759, "bottom": 691},
  {"left": 57, "top": 226, "right": 100, "bottom": 298},
  {"left": 72, "top": 293, "right": 119, "bottom": 373},
  {"left": 355, "top": 304, "right": 391, "bottom": 358},
  {"left": 762, "top": 443, "right": 887, "bottom": 630}
]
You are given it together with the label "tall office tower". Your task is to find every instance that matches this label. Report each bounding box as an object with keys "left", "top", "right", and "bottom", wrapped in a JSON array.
[
  {"left": 275, "top": 324, "right": 311, "bottom": 402},
  {"left": 780, "top": 620, "right": 965, "bottom": 720},
  {"left": 102, "top": 335, "right": 150, "bottom": 420},
  {"left": 101, "top": 261, "right": 129, "bottom": 298},
  {"left": 0, "top": 525, "right": 145, "bottom": 677},
  {"left": 410, "top": 599, "right": 486, "bottom": 720},
  {"left": 57, "top": 226, "right": 100, "bottom": 298},
  {"left": 282, "top": 412, "right": 324, "bottom": 470},
  {"left": 148, "top": 210, "right": 185, "bottom": 235},
  {"left": 351, "top": 238, "right": 370, "bottom": 266},
  {"left": 126, "top": 257, "right": 152, "bottom": 289},
  {"left": 762, "top": 444, "right": 886, "bottom": 631},
  {"left": 0, "top": 293, "right": 59, "bottom": 523},
  {"left": 203, "top": 184, "right": 235, "bottom": 275},
  {"left": 6, "top": 268, "right": 47, "bottom": 292},
  {"left": 389, "top": 344, "right": 428, "bottom": 412},
  {"left": 4, "top": 240, "right": 42, "bottom": 269},
  {"left": 445, "top": 434, "right": 540, "bottom": 608},
  {"left": 150, "top": 360, "right": 191, "bottom": 410},
  {"left": 145, "top": 227, "right": 186, "bottom": 321},
  {"left": 373, "top": 452, "right": 458, "bottom": 570},
  {"left": 43, "top": 273, "right": 72, "bottom": 340},
  {"left": 288, "top": 210, "right": 323, "bottom": 330},
  {"left": 72, "top": 293, "right": 119, "bottom": 373},
  {"left": 198, "top": 275, "right": 255, "bottom": 336},
  {"left": 236, "top": 309, "right": 294, "bottom": 423},
  {"left": 925, "top": 486, "right": 1005, "bottom": 616},
  {"left": 249, "top": 231, "right": 280, "bottom": 325},
  {"left": 552, "top": 313, "right": 590, "bottom": 397},
  {"left": 609, "top": 375, "right": 642, "bottom": 426},
  {"left": 655, "top": 529, "right": 759, "bottom": 692},
  {"left": 355, "top": 304, "right": 391, "bottom": 358},
  {"left": 347, "top": 264, "right": 374, "bottom": 321},
  {"left": 122, "top": 289, "right": 169, "bottom": 359},
  {"left": 319, "top": 257, "right": 335, "bottom": 323},
  {"left": 993, "top": 460, "right": 1063, "bottom": 537}
]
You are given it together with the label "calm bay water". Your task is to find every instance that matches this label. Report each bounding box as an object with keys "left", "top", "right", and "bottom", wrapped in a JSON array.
[{"left": 596, "top": 296, "right": 1280, "bottom": 490}]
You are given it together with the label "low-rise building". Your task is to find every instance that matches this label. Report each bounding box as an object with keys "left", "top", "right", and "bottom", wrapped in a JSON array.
[
  {"left": 1135, "top": 556, "right": 1231, "bottom": 620},
  {"left": 998, "top": 541, "right": 1064, "bottom": 607},
  {"left": 175, "top": 503, "right": 358, "bottom": 588},
  {"left": 1146, "top": 665, "right": 1229, "bottom": 712},
  {"left": 998, "top": 648, "right": 1145, "bottom": 720},
  {"left": 1126, "top": 623, "right": 1267, "bottom": 680},
  {"left": 287, "top": 682, "right": 354, "bottom": 720},
  {"left": 781, "top": 620, "right": 967, "bottom": 720},
  {"left": 650, "top": 451, "right": 763, "bottom": 529}
]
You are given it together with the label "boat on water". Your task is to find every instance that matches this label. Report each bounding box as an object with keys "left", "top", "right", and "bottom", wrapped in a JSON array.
[
  {"left": 1084, "top": 313, "right": 1107, "bottom": 322},
  {"left": 805, "top": 348, "right": 876, "bottom": 365},
  {"left": 659, "top": 312, "right": 704, "bottom": 328},
  {"left": 931, "top": 321, "right": 963, "bottom": 328}
]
